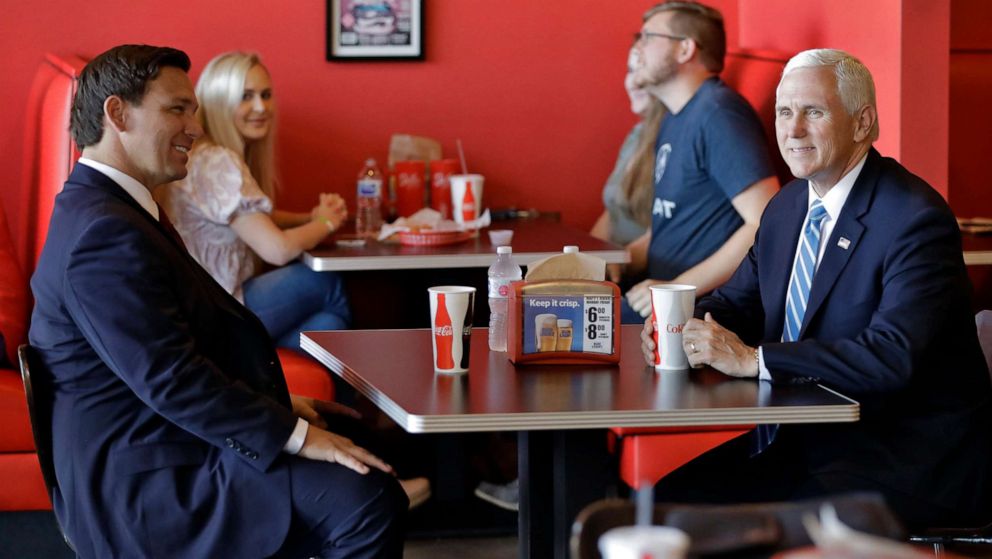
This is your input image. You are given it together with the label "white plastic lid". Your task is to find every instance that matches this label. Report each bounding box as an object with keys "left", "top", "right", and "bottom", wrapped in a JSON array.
[
  {"left": 497, "top": 246, "right": 512, "bottom": 254},
  {"left": 563, "top": 245, "right": 579, "bottom": 253}
]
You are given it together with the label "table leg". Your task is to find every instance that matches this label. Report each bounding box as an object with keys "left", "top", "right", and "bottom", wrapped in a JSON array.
[
  {"left": 518, "top": 431, "right": 553, "bottom": 559},
  {"left": 519, "top": 430, "right": 612, "bottom": 559}
]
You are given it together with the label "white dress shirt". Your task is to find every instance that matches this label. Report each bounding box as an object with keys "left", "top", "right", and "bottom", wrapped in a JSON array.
[
  {"left": 758, "top": 153, "right": 868, "bottom": 380},
  {"left": 75, "top": 158, "right": 309, "bottom": 453}
]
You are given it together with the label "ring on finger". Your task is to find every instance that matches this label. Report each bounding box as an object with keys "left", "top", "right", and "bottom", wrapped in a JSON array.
[{"left": 689, "top": 342, "right": 697, "bottom": 353}]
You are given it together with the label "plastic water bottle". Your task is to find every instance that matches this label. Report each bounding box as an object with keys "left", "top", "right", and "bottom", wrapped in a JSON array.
[
  {"left": 488, "top": 246, "right": 523, "bottom": 352},
  {"left": 356, "top": 158, "right": 384, "bottom": 238}
]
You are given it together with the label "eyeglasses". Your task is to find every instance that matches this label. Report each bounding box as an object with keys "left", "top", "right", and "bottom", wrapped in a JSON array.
[{"left": 633, "top": 31, "right": 689, "bottom": 44}]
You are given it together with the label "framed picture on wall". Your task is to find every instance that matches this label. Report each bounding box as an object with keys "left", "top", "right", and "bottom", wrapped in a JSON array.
[{"left": 327, "top": 0, "right": 424, "bottom": 61}]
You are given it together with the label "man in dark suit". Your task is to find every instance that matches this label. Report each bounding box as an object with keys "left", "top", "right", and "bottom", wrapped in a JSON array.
[
  {"left": 641, "top": 48, "right": 992, "bottom": 528},
  {"left": 29, "top": 45, "right": 406, "bottom": 558}
]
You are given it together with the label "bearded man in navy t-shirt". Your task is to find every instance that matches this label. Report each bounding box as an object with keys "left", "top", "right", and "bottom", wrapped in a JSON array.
[{"left": 622, "top": 1, "right": 779, "bottom": 322}]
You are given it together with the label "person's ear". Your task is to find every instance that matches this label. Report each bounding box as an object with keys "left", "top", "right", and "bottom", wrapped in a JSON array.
[
  {"left": 676, "top": 38, "right": 697, "bottom": 64},
  {"left": 853, "top": 105, "right": 876, "bottom": 142},
  {"left": 104, "top": 96, "right": 127, "bottom": 133}
]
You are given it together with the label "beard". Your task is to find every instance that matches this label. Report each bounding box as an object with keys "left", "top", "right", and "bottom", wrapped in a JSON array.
[{"left": 633, "top": 51, "right": 678, "bottom": 89}]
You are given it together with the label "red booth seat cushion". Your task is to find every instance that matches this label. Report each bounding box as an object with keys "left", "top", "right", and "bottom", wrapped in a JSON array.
[
  {"left": 0, "top": 369, "right": 33, "bottom": 452},
  {"left": 0, "top": 453, "right": 50, "bottom": 510},
  {"left": 277, "top": 348, "right": 334, "bottom": 402}
]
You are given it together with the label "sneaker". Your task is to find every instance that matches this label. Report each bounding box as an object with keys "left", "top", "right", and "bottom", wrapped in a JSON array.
[
  {"left": 474, "top": 479, "right": 519, "bottom": 512},
  {"left": 399, "top": 477, "right": 431, "bottom": 510}
]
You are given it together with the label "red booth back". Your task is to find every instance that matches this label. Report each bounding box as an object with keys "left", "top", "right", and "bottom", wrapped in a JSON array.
[
  {"left": 20, "top": 54, "right": 85, "bottom": 274},
  {"left": 722, "top": 48, "right": 793, "bottom": 186}
]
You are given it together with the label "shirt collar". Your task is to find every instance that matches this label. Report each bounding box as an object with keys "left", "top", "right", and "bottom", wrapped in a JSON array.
[
  {"left": 806, "top": 153, "right": 868, "bottom": 221},
  {"left": 77, "top": 157, "right": 159, "bottom": 221}
]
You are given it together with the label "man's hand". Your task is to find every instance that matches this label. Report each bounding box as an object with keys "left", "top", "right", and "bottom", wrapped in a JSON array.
[
  {"left": 626, "top": 279, "right": 664, "bottom": 318},
  {"left": 297, "top": 426, "right": 394, "bottom": 475},
  {"left": 683, "top": 312, "right": 758, "bottom": 378},
  {"left": 291, "top": 394, "right": 361, "bottom": 430},
  {"left": 640, "top": 316, "right": 657, "bottom": 366}
]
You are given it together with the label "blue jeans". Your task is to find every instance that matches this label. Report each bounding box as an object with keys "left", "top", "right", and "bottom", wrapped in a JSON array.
[{"left": 243, "top": 262, "right": 351, "bottom": 350}]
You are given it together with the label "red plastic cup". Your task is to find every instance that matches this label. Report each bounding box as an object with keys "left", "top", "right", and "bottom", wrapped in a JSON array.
[
  {"left": 429, "top": 159, "right": 460, "bottom": 219},
  {"left": 393, "top": 160, "right": 426, "bottom": 218}
]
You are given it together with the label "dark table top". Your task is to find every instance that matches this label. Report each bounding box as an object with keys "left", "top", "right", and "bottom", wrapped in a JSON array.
[
  {"left": 301, "top": 325, "right": 859, "bottom": 433},
  {"left": 302, "top": 219, "right": 629, "bottom": 271}
]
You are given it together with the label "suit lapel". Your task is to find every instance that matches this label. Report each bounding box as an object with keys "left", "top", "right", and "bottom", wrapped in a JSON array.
[
  {"left": 801, "top": 149, "right": 880, "bottom": 336},
  {"left": 69, "top": 164, "right": 250, "bottom": 320},
  {"left": 70, "top": 164, "right": 187, "bottom": 253},
  {"left": 766, "top": 186, "right": 808, "bottom": 339}
]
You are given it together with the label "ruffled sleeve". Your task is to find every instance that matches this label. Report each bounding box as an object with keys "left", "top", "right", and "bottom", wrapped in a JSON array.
[{"left": 186, "top": 144, "right": 273, "bottom": 224}]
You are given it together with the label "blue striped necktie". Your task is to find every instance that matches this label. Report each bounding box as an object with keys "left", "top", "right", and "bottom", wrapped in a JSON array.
[
  {"left": 783, "top": 200, "right": 829, "bottom": 342},
  {"left": 754, "top": 199, "right": 828, "bottom": 455}
]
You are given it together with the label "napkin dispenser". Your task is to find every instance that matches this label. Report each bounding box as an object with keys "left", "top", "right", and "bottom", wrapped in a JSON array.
[{"left": 507, "top": 279, "right": 621, "bottom": 365}]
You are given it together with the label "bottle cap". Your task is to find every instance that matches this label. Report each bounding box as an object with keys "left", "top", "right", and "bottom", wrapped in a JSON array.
[
  {"left": 563, "top": 245, "right": 579, "bottom": 253},
  {"left": 497, "top": 246, "right": 512, "bottom": 254}
]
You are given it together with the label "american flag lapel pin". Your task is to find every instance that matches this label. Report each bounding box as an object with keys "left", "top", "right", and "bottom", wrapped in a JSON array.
[{"left": 837, "top": 237, "right": 851, "bottom": 250}]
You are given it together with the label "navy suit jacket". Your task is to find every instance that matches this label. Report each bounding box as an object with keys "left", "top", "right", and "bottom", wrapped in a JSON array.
[
  {"left": 699, "top": 149, "right": 992, "bottom": 515},
  {"left": 29, "top": 164, "right": 299, "bottom": 558}
]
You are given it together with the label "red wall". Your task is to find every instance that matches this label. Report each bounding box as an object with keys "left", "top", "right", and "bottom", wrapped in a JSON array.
[
  {"left": 738, "top": 0, "right": 950, "bottom": 198},
  {"left": 6, "top": 0, "right": 978, "bottom": 263},
  {"left": 0, "top": 0, "right": 737, "bottom": 259},
  {"left": 948, "top": 0, "right": 992, "bottom": 218}
]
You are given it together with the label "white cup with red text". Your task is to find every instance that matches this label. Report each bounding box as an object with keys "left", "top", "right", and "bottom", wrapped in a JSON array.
[
  {"left": 599, "top": 525, "right": 689, "bottom": 559},
  {"left": 428, "top": 286, "right": 475, "bottom": 374},
  {"left": 449, "top": 174, "right": 484, "bottom": 226},
  {"left": 649, "top": 284, "right": 696, "bottom": 371}
]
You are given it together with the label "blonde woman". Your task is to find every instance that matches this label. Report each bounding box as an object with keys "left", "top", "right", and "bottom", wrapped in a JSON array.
[
  {"left": 155, "top": 52, "right": 350, "bottom": 351},
  {"left": 590, "top": 53, "right": 665, "bottom": 285}
]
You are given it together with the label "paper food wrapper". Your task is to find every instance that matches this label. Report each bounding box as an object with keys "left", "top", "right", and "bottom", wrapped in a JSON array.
[
  {"left": 387, "top": 134, "right": 442, "bottom": 168},
  {"left": 377, "top": 208, "right": 491, "bottom": 241},
  {"left": 525, "top": 251, "right": 607, "bottom": 282}
]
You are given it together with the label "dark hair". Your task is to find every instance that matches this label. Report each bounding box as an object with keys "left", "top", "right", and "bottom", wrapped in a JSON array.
[
  {"left": 70, "top": 45, "right": 191, "bottom": 148},
  {"left": 644, "top": 1, "right": 726, "bottom": 73}
]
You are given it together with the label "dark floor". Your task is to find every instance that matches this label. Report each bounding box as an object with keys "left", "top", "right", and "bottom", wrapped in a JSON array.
[
  {"left": 0, "top": 511, "right": 74, "bottom": 559},
  {"left": 8, "top": 509, "right": 992, "bottom": 559},
  {"left": 0, "top": 509, "right": 517, "bottom": 559}
]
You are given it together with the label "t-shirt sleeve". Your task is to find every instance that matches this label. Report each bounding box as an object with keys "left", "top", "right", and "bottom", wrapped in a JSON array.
[
  {"left": 701, "top": 104, "right": 776, "bottom": 200},
  {"left": 187, "top": 145, "right": 273, "bottom": 224}
]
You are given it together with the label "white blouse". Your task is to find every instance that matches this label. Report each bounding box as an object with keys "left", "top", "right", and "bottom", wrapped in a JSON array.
[{"left": 154, "top": 143, "right": 273, "bottom": 303}]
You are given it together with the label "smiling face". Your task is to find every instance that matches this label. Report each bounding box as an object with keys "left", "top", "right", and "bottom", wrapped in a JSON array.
[
  {"left": 775, "top": 66, "right": 870, "bottom": 193},
  {"left": 118, "top": 66, "right": 201, "bottom": 187},
  {"left": 234, "top": 64, "right": 274, "bottom": 143}
]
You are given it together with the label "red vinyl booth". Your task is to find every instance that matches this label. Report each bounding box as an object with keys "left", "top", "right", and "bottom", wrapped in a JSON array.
[
  {"left": 0, "top": 194, "right": 45, "bottom": 510},
  {"left": 2, "top": 53, "right": 333, "bottom": 511},
  {"left": 612, "top": 48, "right": 792, "bottom": 490}
]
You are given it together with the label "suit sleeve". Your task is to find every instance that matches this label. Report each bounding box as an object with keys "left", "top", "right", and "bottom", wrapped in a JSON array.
[
  {"left": 62, "top": 214, "right": 296, "bottom": 472},
  {"left": 696, "top": 223, "right": 767, "bottom": 346},
  {"left": 761, "top": 205, "right": 966, "bottom": 394}
]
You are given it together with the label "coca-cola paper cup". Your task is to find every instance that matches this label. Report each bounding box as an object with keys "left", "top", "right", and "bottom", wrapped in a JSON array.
[
  {"left": 599, "top": 526, "right": 689, "bottom": 559},
  {"left": 650, "top": 284, "right": 696, "bottom": 371},
  {"left": 428, "top": 286, "right": 476, "bottom": 374},
  {"left": 449, "top": 174, "right": 484, "bottom": 226}
]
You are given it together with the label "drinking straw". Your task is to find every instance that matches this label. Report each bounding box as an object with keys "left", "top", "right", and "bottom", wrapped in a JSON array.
[
  {"left": 456, "top": 139, "right": 468, "bottom": 175},
  {"left": 636, "top": 481, "right": 653, "bottom": 526}
]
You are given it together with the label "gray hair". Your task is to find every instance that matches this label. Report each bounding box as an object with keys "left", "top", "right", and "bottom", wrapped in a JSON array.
[{"left": 781, "top": 49, "right": 879, "bottom": 141}]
